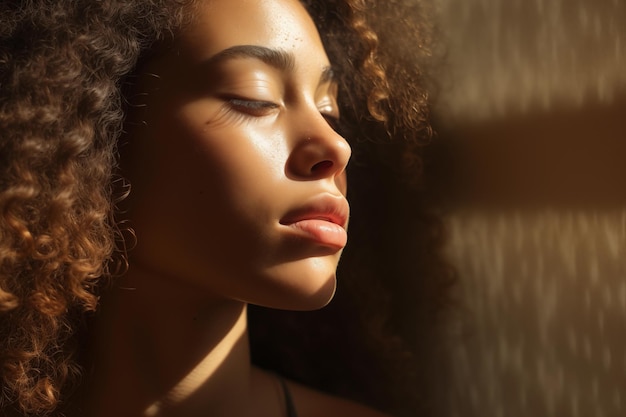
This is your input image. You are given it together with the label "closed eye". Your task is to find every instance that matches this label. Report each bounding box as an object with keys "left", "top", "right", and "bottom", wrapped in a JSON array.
[{"left": 225, "top": 97, "right": 280, "bottom": 116}]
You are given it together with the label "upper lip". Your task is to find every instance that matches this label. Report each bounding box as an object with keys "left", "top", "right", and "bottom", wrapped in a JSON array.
[{"left": 280, "top": 194, "right": 350, "bottom": 228}]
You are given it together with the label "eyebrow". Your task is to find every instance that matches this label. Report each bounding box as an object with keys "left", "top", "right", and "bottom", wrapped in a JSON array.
[{"left": 203, "top": 44, "right": 336, "bottom": 84}]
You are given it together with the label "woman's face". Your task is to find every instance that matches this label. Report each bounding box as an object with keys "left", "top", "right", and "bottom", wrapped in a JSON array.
[{"left": 124, "top": 0, "right": 351, "bottom": 310}]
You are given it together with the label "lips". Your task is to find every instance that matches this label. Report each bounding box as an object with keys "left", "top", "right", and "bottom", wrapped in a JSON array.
[{"left": 280, "top": 195, "right": 349, "bottom": 249}]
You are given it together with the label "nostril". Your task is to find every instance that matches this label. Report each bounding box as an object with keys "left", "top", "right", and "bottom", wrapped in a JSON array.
[{"left": 311, "top": 160, "right": 333, "bottom": 173}]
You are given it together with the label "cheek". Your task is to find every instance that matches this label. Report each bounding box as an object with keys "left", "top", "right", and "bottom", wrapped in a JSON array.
[
  {"left": 157, "top": 119, "right": 288, "bottom": 245},
  {"left": 175, "top": 99, "right": 289, "bottom": 182},
  {"left": 206, "top": 128, "right": 287, "bottom": 187},
  {"left": 181, "top": 133, "right": 289, "bottom": 236}
]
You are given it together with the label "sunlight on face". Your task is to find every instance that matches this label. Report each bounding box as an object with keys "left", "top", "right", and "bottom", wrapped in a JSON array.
[{"left": 124, "top": 0, "right": 351, "bottom": 310}]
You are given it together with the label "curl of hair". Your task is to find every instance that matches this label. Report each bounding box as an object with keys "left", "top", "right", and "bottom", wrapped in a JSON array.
[{"left": 0, "top": 1, "right": 186, "bottom": 415}]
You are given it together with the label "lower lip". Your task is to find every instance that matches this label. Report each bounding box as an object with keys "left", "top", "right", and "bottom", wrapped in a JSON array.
[{"left": 287, "top": 219, "right": 347, "bottom": 249}]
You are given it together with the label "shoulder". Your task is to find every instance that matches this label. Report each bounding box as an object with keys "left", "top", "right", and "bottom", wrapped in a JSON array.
[{"left": 285, "top": 378, "right": 392, "bottom": 417}]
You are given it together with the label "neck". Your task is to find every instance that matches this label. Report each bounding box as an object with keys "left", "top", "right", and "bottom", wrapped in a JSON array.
[{"left": 87, "top": 266, "right": 257, "bottom": 417}]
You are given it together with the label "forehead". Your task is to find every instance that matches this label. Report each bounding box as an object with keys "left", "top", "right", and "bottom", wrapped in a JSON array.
[{"left": 175, "top": 0, "right": 330, "bottom": 68}]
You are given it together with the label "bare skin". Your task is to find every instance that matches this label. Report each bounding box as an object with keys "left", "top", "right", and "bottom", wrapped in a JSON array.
[
  {"left": 86, "top": 0, "right": 390, "bottom": 416},
  {"left": 88, "top": 269, "right": 389, "bottom": 417}
]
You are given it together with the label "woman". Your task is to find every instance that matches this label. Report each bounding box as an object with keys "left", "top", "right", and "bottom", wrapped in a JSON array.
[{"left": 0, "top": 0, "right": 451, "bottom": 416}]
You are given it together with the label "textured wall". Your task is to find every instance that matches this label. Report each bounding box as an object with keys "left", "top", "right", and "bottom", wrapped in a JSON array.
[
  {"left": 431, "top": 0, "right": 626, "bottom": 416},
  {"left": 444, "top": 210, "right": 626, "bottom": 417},
  {"left": 435, "top": 0, "right": 626, "bottom": 121}
]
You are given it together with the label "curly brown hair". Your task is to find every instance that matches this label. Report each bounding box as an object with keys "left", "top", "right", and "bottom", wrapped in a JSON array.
[{"left": 0, "top": 0, "right": 450, "bottom": 416}]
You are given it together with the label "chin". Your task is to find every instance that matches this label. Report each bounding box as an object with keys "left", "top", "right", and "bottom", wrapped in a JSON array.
[
  {"left": 249, "top": 256, "right": 340, "bottom": 311},
  {"left": 290, "top": 271, "right": 337, "bottom": 311}
]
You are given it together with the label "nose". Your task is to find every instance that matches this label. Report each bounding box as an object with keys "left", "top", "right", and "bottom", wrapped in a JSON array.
[{"left": 286, "top": 113, "right": 351, "bottom": 181}]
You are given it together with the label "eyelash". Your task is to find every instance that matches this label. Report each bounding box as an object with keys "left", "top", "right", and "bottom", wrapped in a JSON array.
[
  {"left": 226, "top": 97, "right": 280, "bottom": 116},
  {"left": 223, "top": 96, "right": 340, "bottom": 130}
]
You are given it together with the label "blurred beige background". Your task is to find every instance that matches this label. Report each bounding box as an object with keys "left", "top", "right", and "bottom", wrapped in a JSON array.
[{"left": 430, "top": 0, "right": 626, "bottom": 416}]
